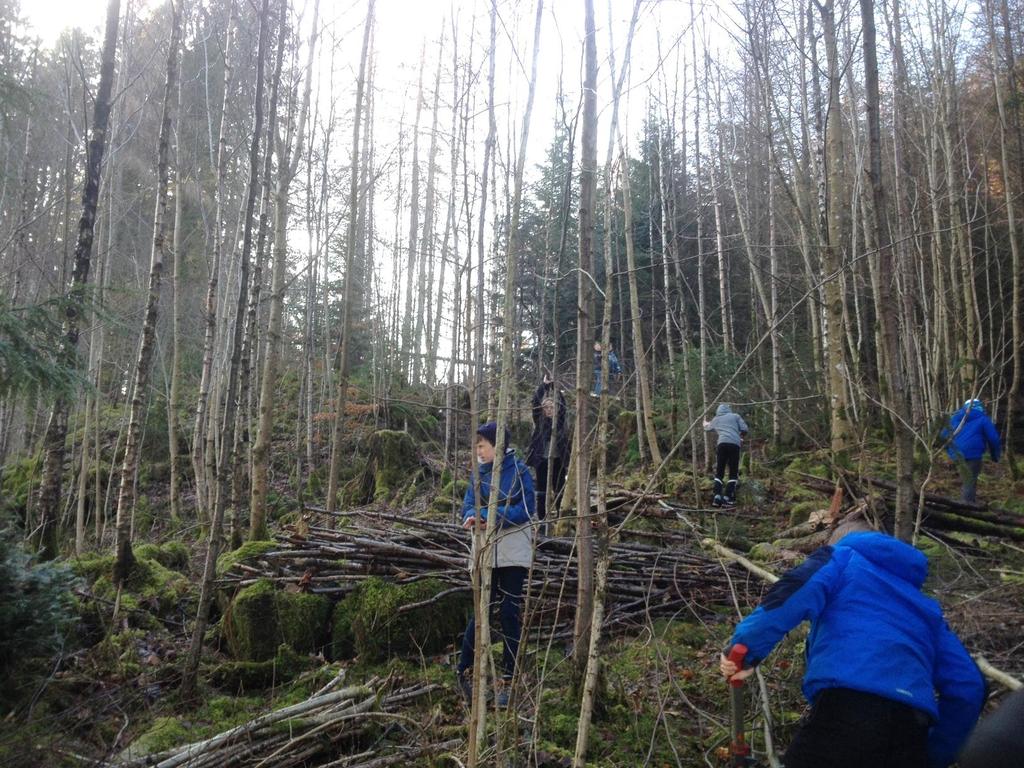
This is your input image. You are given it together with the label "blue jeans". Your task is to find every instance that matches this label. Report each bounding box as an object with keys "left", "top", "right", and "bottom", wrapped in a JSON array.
[
  {"left": 458, "top": 566, "right": 527, "bottom": 680},
  {"left": 593, "top": 369, "right": 602, "bottom": 394}
]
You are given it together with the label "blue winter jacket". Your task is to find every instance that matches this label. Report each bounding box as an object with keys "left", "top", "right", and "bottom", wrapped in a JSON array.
[
  {"left": 728, "top": 532, "right": 984, "bottom": 768},
  {"left": 942, "top": 403, "right": 1001, "bottom": 463},
  {"left": 461, "top": 450, "right": 535, "bottom": 528}
]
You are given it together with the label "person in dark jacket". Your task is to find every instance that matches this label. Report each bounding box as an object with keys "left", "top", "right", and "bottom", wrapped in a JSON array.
[
  {"left": 958, "top": 688, "right": 1024, "bottom": 768},
  {"left": 526, "top": 377, "right": 570, "bottom": 522},
  {"left": 703, "top": 403, "right": 749, "bottom": 506},
  {"left": 720, "top": 518, "right": 984, "bottom": 768},
  {"left": 456, "top": 422, "right": 535, "bottom": 708},
  {"left": 941, "top": 399, "right": 1001, "bottom": 503},
  {"left": 592, "top": 342, "right": 622, "bottom": 395}
]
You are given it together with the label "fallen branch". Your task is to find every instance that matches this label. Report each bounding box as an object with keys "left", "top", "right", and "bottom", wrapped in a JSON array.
[{"left": 701, "top": 539, "right": 779, "bottom": 584}]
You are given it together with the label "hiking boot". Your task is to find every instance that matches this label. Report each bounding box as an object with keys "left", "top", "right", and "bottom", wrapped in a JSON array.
[
  {"left": 495, "top": 679, "right": 511, "bottom": 708},
  {"left": 456, "top": 668, "right": 472, "bottom": 704},
  {"left": 713, "top": 494, "right": 723, "bottom": 508},
  {"left": 722, "top": 497, "right": 736, "bottom": 508}
]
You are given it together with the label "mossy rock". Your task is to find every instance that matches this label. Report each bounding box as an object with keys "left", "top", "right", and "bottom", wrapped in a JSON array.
[
  {"left": 208, "top": 644, "right": 312, "bottom": 692},
  {"left": 366, "top": 430, "right": 418, "bottom": 501},
  {"left": 330, "top": 576, "right": 469, "bottom": 662},
  {"left": 748, "top": 542, "right": 780, "bottom": 562},
  {"left": 120, "top": 716, "right": 191, "bottom": 760},
  {"left": 134, "top": 541, "right": 189, "bottom": 572},
  {"left": 430, "top": 478, "right": 470, "bottom": 516},
  {"left": 784, "top": 452, "right": 831, "bottom": 479},
  {"left": 79, "top": 552, "right": 190, "bottom": 622},
  {"left": 788, "top": 500, "right": 826, "bottom": 527},
  {"left": 736, "top": 479, "right": 767, "bottom": 506},
  {"left": 662, "top": 471, "right": 691, "bottom": 498},
  {"left": 216, "top": 540, "right": 277, "bottom": 577},
  {"left": 224, "top": 579, "right": 331, "bottom": 662}
]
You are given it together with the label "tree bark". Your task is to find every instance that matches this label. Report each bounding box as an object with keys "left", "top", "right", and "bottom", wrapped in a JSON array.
[
  {"left": 467, "top": 4, "right": 502, "bottom": 761},
  {"left": 325, "top": 0, "right": 374, "bottom": 514},
  {"left": 181, "top": 0, "right": 272, "bottom": 699},
  {"left": 861, "top": 0, "right": 914, "bottom": 538},
  {"left": 113, "top": 0, "right": 181, "bottom": 584},
  {"left": 572, "top": 0, "right": 599, "bottom": 668},
  {"left": 251, "top": 0, "right": 320, "bottom": 541},
  {"left": 168, "top": 69, "right": 185, "bottom": 525},
  {"left": 817, "top": 0, "right": 854, "bottom": 454},
  {"left": 35, "top": 0, "right": 121, "bottom": 560},
  {"left": 192, "top": 0, "right": 236, "bottom": 521}
]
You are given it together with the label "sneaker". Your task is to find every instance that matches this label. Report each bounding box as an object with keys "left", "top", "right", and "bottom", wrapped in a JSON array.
[
  {"left": 713, "top": 495, "right": 723, "bottom": 507},
  {"left": 723, "top": 497, "right": 736, "bottom": 508},
  {"left": 456, "top": 668, "right": 472, "bottom": 704},
  {"left": 495, "top": 679, "right": 511, "bottom": 708}
]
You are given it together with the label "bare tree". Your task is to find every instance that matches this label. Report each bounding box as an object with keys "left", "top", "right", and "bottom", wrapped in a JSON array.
[
  {"left": 325, "top": 0, "right": 375, "bottom": 514},
  {"left": 250, "top": 0, "right": 320, "bottom": 540},
  {"left": 182, "top": 0, "right": 273, "bottom": 699},
  {"left": 34, "top": 0, "right": 121, "bottom": 559}
]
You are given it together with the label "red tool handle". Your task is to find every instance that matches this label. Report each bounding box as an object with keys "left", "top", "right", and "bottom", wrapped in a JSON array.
[{"left": 726, "top": 643, "right": 748, "bottom": 689}]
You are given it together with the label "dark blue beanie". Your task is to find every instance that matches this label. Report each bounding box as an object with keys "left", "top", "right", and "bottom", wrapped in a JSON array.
[{"left": 476, "top": 421, "right": 510, "bottom": 448}]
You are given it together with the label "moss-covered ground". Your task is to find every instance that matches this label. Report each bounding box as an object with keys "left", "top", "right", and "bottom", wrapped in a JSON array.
[{"left": 4, "top": 436, "right": 1023, "bottom": 767}]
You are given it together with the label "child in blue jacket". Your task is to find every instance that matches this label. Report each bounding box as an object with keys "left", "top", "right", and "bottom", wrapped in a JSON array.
[
  {"left": 456, "top": 422, "right": 535, "bottom": 708},
  {"left": 941, "top": 399, "right": 1001, "bottom": 503},
  {"left": 720, "top": 518, "right": 984, "bottom": 768}
]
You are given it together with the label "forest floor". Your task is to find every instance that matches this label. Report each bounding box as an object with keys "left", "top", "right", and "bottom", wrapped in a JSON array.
[{"left": 4, "top": 440, "right": 1024, "bottom": 768}]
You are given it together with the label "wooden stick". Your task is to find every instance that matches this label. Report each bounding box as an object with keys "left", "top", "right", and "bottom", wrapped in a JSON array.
[{"left": 701, "top": 539, "right": 780, "bottom": 584}]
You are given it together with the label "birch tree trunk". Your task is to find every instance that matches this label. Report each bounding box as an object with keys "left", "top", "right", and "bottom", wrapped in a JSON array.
[
  {"left": 861, "top": 0, "right": 914, "bottom": 538},
  {"left": 35, "top": 0, "right": 121, "bottom": 560},
  {"left": 181, "top": 0, "right": 272, "bottom": 699},
  {"left": 250, "top": 0, "right": 320, "bottom": 541},
  {"left": 467, "top": 1, "right": 503, "bottom": 761},
  {"left": 572, "top": 0, "right": 598, "bottom": 668},
  {"left": 325, "top": 0, "right": 374, "bottom": 514},
  {"left": 619, "top": 151, "right": 662, "bottom": 465},
  {"left": 192, "top": 0, "right": 235, "bottom": 521},
  {"left": 232, "top": 1, "right": 285, "bottom": 543},
  {"left": 414, "top": 42, "right": 442, "bottom": 385},
  {"left": 817, "top": 0, "right": 854, "bottom": 454},
  {"left": 401, "top": 52, "right": 424, "bottom": 382},
  {"left": 113, "top": 0, "right": 181, "bottom": 583},
  {"left": 573, "top": 142, "right": 615, "bottom": 768},
  {"left": 167, "top": 70, "right": 185, "bottom": 524}
]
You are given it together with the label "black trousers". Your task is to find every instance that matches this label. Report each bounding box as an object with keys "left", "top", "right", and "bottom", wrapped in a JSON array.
[
  {"left": 458, "top": 566, "right": 528, "bottom": 680},
  {"left": 714, "top": 443, "right": 741, "bottom": 499},
  {"left": 534, "top": 457, "right": 565, "bottom": 521},
  {"left": 783, "top": 688, "right": 929, "bottom": 768}
]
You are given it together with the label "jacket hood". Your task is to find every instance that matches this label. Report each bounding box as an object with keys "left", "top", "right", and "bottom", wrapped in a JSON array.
[
  {"left": 716, "top": 403, "right": 733, "bottom": 416},
  {"left": 952, "top": 404, "right": 986, "bottom": 424},
  {"left": 833, "top": 531, "right": 928, "bottom": 588}
]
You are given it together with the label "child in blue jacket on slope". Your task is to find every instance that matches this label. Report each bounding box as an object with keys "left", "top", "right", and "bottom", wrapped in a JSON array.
[
  {"left": 720, "top": 517, "right": 984, "bottom": 768},
  {"left": 456, "top": 422, "right": 535, "bottom": 709},
  {"left": 941, "top": 398, "right": 1001, "bottom": 503}
]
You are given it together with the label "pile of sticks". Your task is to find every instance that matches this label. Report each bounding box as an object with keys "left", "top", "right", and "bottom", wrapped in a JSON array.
[
  {"left": 797, "top": 475, "right": 1024, "bottom": 542},
  {"left": 598, "top": 485, "right": 681, "bottom": 519},
  {"left": 116, "top": 675, "right": 457, "bottom": 768},
  {"left": 857, "top": 476, "right": 1024, "bottom": 541},
  {"left": 218, "top": 509, "right": 734, "bottom": 639}
]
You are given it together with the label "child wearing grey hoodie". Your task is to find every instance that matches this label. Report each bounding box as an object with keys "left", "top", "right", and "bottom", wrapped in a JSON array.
[{"left": 703, "top": 403, "right": 749, "bottom": 507}]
